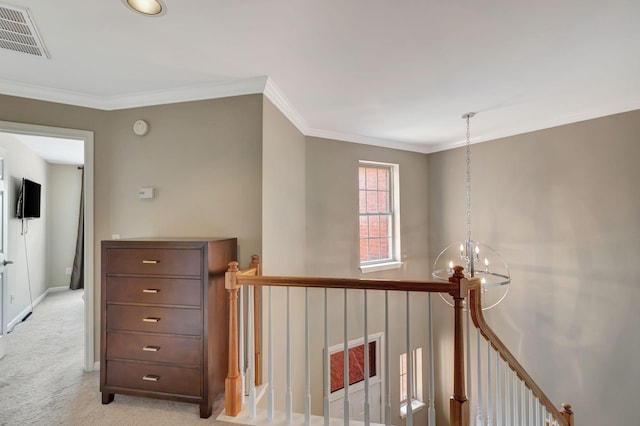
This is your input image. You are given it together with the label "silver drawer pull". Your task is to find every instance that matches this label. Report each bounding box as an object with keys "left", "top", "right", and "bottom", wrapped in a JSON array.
[
  {"left": 142, "top": 260, "right": 159, "bottom": 264},
  {"left": 142, "top": 289, "right": 159, "bottom": 294},
  {"left": 142, "top": 317, "right": 160, "bottom": 323},
  {"left": 142, "top": 375, "right": 160, "bottom": 382},
  {"left": 143, "top": 345, "right": 160, "bottom": 352}
]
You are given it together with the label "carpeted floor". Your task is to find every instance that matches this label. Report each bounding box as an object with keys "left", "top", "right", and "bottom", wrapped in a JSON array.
[{"left": 0, "top": 290, "right": 236, "bottom": 426}]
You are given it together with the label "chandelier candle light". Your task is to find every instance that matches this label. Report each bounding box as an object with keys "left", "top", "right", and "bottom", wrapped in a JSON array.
[{"left": 432, "top": 112, "right": 511, "bottom": 310}]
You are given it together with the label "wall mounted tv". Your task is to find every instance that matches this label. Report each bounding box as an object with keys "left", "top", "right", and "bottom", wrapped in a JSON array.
[{"left": 16, "top": 178, "right": 41, "bottom": 219}]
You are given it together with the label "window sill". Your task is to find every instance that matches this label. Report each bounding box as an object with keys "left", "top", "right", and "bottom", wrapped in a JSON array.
[
  {"left": 359, "top": 261, "right": 403, "bottom": 274},
  {"left": 400, "top": 399, "right": 426, "bottom": 419}
]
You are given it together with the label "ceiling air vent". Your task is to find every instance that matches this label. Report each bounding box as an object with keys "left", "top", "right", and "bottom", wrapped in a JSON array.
[{"left": 0, "top": 3, "right": 49, "bottom": 58}]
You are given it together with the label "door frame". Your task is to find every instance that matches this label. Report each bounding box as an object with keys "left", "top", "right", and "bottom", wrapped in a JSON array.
[
  {"left": 0, "top": 147, "right": 7, "bottom": 359},
  {"left": 0, "top": 120, "right": 94, "bottom": 372}
]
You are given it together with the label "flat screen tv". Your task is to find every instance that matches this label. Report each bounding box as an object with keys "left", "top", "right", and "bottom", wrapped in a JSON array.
[{"left": 16, "top": 178, "right": 41, "bottom": 219}]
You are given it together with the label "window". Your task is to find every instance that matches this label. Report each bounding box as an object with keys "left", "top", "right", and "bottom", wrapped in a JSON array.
[
  {"left": 400, "top": 347, "right": 425, "bottom": 419},
  {"left": 358, "top": 161, "right": 401, "bottom": 273}
]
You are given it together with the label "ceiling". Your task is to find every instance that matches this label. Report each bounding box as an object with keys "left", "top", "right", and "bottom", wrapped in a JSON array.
[
  {"left": 10, "top": 133, "right": 84, "bottom": 165},
  {"left": 0, "top": 0, "right": 639, "bottom": 154}
]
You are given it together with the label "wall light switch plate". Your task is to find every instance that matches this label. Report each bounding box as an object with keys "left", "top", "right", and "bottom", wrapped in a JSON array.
[{"left": 138, "top": 187, "right": 155, "bottom": 199}]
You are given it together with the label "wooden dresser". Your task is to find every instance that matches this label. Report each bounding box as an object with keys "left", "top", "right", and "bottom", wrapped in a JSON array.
[{"left": 100, "top": 238, "right": 236, "bottom": 418}]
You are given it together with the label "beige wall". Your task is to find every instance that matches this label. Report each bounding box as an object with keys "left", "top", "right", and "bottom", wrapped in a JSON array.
[
  {"left": 47, "top": 164, "right": 82, "bottom": 288},
  {"left": 0, "top": 93, "right": 264, "bottom": 359},
  {"left": 262, "top": 97, "right": 306, "bottom": 275},
  {"left": 0, "top": 133, "right": 48, "bottom": 325},
  {"left": 428, "top": 109, "right": 640, "bottom": 425},
  {"left": 304, "top": 137, "right": 431, "bottom": 424}
]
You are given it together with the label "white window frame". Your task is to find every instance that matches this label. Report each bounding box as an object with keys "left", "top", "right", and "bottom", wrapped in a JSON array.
[
  {"left": 358, "top": 161, "right": 402, "bottom": 273},
  {"left": 399, "top": 347, "right": 425, "bottom": 419}
]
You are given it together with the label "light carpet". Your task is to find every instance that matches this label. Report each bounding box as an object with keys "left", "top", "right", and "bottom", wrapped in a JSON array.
[{"left": 0, "top": 289, "right": 236, "bottom": 426}]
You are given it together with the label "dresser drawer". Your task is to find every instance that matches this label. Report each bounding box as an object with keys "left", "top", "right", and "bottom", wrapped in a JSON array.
[
  {"left": 105, "top": 248, "right": 202, "bottom": 276},
  {"left": 106, "top": 277, "right": 201, "bottom": 306},
  {"left": 106, "top": 331, "right": 201, "bottom": 365},
  {"left": 107, "top": 305, "right": 201, "bottom": 335},
  {"left": 106, "top": 360, "right": 201, "bottom": 397}
]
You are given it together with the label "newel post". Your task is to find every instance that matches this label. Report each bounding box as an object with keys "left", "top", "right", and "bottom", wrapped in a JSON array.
[
  {"left": 449, "top": 266, "right": 469, "bottom": 426},
  {"left": 225, "top": 261, "right": 242, "bottom": 416},
  {"left": 560, "top": 403, "right": 574, "bottom": 426},
  {"left": 250, "top": 255, "right": 263, "bottom": 387}
]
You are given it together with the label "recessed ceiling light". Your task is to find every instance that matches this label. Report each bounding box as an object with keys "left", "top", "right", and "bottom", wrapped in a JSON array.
[{"left": 123, "top": 0, "right": 166, "bottom": 16}]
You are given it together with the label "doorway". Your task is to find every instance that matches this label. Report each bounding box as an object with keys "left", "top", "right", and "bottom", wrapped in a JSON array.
[{"left": 0, "top": 120, "right": 94, "bottom": 372}]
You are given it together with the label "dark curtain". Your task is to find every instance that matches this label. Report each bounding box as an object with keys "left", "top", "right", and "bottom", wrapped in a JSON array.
[{"left": 69, "top": 167, "right": 84, "bottom": 290}]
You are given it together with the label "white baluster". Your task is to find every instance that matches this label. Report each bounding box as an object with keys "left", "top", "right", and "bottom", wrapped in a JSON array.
[
  {"left": 286, "top": 287, "right": 292, "bottom": 424},
  {"left": 239, "top": 286, "right": 245, "bottom": 399},
  {"left": 535, "top": 397, "right": 540, "bottom": 426},
  {"left": 344, "top": 289, "right": 350, "bottom": 426},
  {"left": 364, "top": 290, "right": 370, "bottom": 426},
  {"left": 487, "top": 341, "right": 493, "bottom": 426},
  {"left": 476, "top": 329, "right": 484, "bottom": 426},
  {"left": 496, "top": 354, "right": 501, "bottom": 426},
  {"left": 305, "top": 288, "right": 311, "bottom": 426},
  {"left": 504, "top": 365, "right": 510, "bottom": 426},
  {"left": 512, "top": 370, "right": 517, "bottom": 426},
  {"left": 247, "top": 285, "right": 256, "bottom": 418},
  {"left": 428, "top": 293, "right": 436, "bottom": 425},
  {"left": 324, "top": 288, "right": 330, "bottom": 426},
  {"left": 384, "top": 291, "right": 391, "bottom": 426},
  {"left": 528, "top": 388, "right": 533, "bottom": 425},
  {"left": 406, "top": 292, "right": 413, "bottom": 426},
  {"left": 267, "top": 286, "right": 274, "bottom": 420},
  {"left": 520, "top": 381, "right": 525, "bottom": 426}
]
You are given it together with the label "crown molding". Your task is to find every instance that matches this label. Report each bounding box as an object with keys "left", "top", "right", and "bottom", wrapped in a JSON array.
[
  {"left": 263, "top": 78, "right": 429, "bottom": 153},
  {"left": 306, "top": 127, "right": 431, "bottom": 154},
  {"left": 102, "top": 76, "right": 268, "bottom": 110},
  {"left": 0, "top": 76, "right": 268, "bottom": 110},
  {"left": 0, "top": 78, "right": 108, "bottom": 109},
  {"left": 4, "top": 75, "right": 634, "bottom": 155},
  {"left": 263, "top": 77, "right": 308, "bottom": 134},
  {"left": 0, "top": 76, "right": 431, "bottom": 154}
]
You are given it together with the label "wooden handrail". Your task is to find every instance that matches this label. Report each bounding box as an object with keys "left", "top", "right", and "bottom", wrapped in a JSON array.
[
  {"left": 468, "top": 276, "right": 573, "bottom": 426},
  {"left": 235, "top": 275, "right": 461, "bottom": 295}
]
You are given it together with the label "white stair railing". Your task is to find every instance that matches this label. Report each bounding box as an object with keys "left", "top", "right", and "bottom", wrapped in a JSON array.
[
  {"left": 223, "top": 260, "right": 470, "bottom": 425},
  {"left": 223, "top": 260, "right": 573, "bottom": 426},
  {"left": 467, "top": 279, "right": 574, "bottom": 426}
]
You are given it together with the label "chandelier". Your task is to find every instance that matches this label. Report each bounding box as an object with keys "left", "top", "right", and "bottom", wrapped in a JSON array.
[{"left": 432, "top": 112, "right": 511, "bottom": 310}]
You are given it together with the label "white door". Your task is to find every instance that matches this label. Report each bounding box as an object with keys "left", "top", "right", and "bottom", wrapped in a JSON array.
[
  {"left": 329, "top": 333, "right": 383, "bottom": 423},
  {"left": 0, "top": 150, "right": 10, "bottom": 359}
]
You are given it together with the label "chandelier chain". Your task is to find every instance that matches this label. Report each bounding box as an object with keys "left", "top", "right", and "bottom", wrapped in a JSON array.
[{"left": 465, "top": 114, "right": 472, "bottom": 244}]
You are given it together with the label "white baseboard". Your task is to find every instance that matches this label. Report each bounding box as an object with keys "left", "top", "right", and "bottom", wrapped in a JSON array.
[
  {"left": 93, "top": 361, "right": 100, "bottom": 371},
  {"left": 6, "top": 286, "right": 69, "bottom": 332}
]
